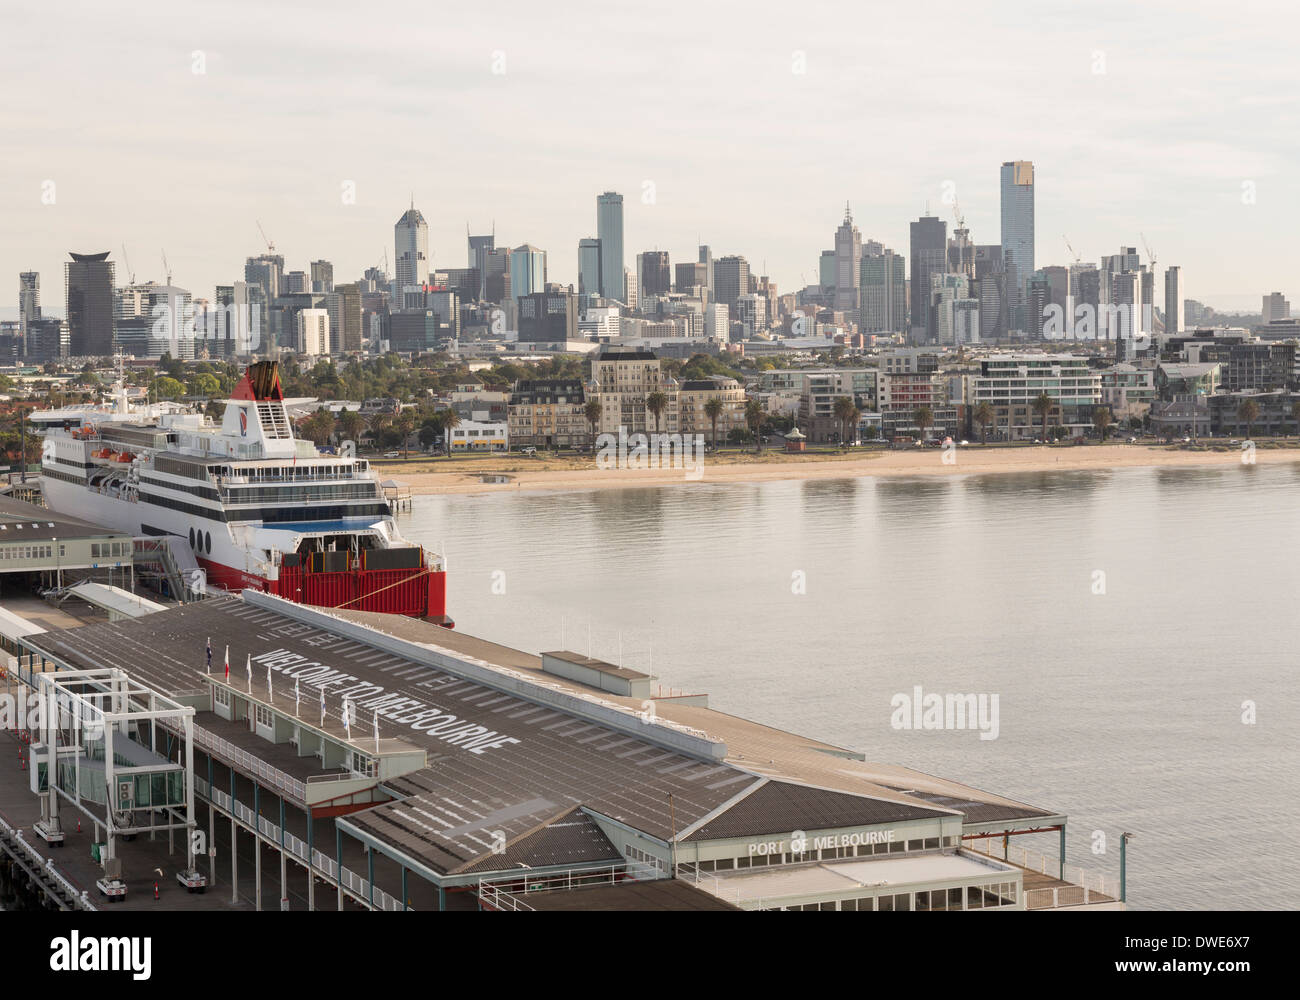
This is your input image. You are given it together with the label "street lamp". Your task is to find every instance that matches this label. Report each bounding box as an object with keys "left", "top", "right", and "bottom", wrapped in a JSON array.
[{"left": 1120, "top": 831, "right": 1135, "bottom": 905}]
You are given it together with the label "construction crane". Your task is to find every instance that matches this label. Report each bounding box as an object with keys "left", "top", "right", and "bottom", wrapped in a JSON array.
[
  {"left": 1140, "top": 232, "right": 1156, "bottom": 275},
  {"left": 161, "top": 249, "right": 172, "bottom": 287},
  {"left": 1063, "top": 235, "right": 1082, "bottom": 265},
  {"left": 120, "top": 243, "right": 135, "bottom": 284},
  {"left": 257, "top": 220, "right": 277, "bottom": 254}
]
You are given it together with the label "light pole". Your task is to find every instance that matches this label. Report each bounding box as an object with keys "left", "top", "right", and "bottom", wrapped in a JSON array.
[{"left": 1120, "top": 831, "right": 1134, "bottom": 905}]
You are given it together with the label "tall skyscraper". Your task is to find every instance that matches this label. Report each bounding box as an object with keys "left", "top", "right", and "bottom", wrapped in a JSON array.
[
  {"left": 395, "top": 203, "right": 429, "bottom": 292},
  {"left": 64, "top": 251, "right": 115, "bottom": 357},
  {"left": 578, "top": 238, "right": 602, "bottom": 298},
  {"left": 819, "top": 251, "right": 837, "bottom": 291},
  {"left": 1163, "top": 267, "right": 1183, "bottom": 336},
  {"left": 596, "top": 192, "right": 624, "bottom": 301},
  {"left": 244, "top": 254, "right": 283, "bottom": 310},
  {"left": 310, "top": 260, "right": 334, "bottom": 294},
  {"left": 909, "top": 215, "right": 947, "bottom": 341},
  {"left": 637, "top": 251, "right": 671, "bottom": 299},
  {"left": 18, "top": 272, "right": 40, "bottom": 335},
  {"left": 698, "top": 245, "right": 714, "bottom": 293},
  {"left": 999, "top": 160, "right": 1035, "bottom": 332},
  {"left": 510, "top": 245, "right": 547, "bottom": 301},
  {"left": 713, "top": 256, "right": 750, "bottom": 311},
  {"left": 468, "top": 228, "right": 494, "bottom": 300},
  {"left": 860, "top": 250, "right": 906, "bottom": 334},
  {"left": 833, "top": 204, "right": 862, "bottom": 313}
]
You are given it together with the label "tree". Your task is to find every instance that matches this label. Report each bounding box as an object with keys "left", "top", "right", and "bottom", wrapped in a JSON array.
[
  {"left": 393, "top": 408, "right": 417, "bottom": 459},
  {"left": 1032, "top": 392, "right": 1054, "bottom": 442},
  {"left": 300, "top": 408, "right": 335, "bottom": 447},
  {"left": 1238, "top": 398, "right": 1260, "bottom": 439},
  {"left": 833, "top": 395, "right": 857, "bottom": 448},
  {"left": 189, "top": 373, "right": 221, "bottom": 397},
  {"left": 744, "top": 398, "right": 766, "bottom": 453},
  {"left": 913, "top": 405, "right": 933, "bottom": 442},
  {"left": 646, "top": 391, "right": 668, "bottom": 437},
  {"left": 1093, "top": 406, "right": 1113, "bottom": 442},
  {"left": 150, "top": 376, "right": 185, "bottom": 400},
  {"left": 418, "top": 412, "right": 446, "bottom": 451},
  {"left": 584, "top": 399, "right": 603, "bottom": 443},
  {"left": 1290, "top": 399, "right": 1300, "bottom": 436},
  {"left": 338, "top": 409, "right": 366, "bottom": 449},
  {"left": 704, "top": 397, "right": 724, "bottom": 451},
  {"left": 973, "top": 401, "right": 994, "bottom": 445}
]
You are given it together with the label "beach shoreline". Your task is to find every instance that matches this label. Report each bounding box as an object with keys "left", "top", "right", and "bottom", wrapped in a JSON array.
[{"left": 376, "top": 443, "right": 1300, "bottom": 497}]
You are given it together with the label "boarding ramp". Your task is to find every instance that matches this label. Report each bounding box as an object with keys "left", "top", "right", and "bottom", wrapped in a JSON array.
[{"left": 131, "top": 536, "right": 203, "bottom": 603}]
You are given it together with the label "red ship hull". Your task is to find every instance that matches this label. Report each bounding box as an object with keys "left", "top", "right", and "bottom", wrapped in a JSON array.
[{"left": 197, "top": 557, "right": 452, "bottom": 626}]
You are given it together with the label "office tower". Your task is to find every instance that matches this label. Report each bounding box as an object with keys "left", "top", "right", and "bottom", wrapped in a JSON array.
[
  {"left": 1000, "top": 160, "right": 1035, "bottom": 331},
  {"left": 64, "top": 251, "right": 115, "bottom": 357},
  {"left": 698, "top": 245, "right": 714, "bottom": 293},
  {"left": 675, "top": 261, "right": 707, "bottom": 293},
  {"left": 713, "top": 255, "right": 750, "bottom": 310},
  {"left": 24, "top": 318, "right": 69, "bottom": 362},
  {"left": 1100, "top": 247, "right": 1141, "bottom": 341},
  {"left": 1262, "top": 292, "right": 1290, "bottom": 324},
  {"left": 860, "top": 250, "right": 906, "bottom": 333},
  {"left": 624, "top": 267, "right": 638, "bottom": 311},
  {"left": 468, "top": 228, "right": 494, "bottom": 299},
  {"left": 909, "top": 216, "right": 947, "bottom": 341},
  {"left": 819, "top": 251, "right": 836, "bottom": 290},
  {"left": 518, "top": 284, "right": 578, "bottom": 343},
  {"left": 1162, "top": 267, "right": 1183, "bottom": 336},
  {"left": 295, "top": 309, "right": 331, "bottom": 356},
  {"left": 333, "top": 282, "right": 363, "bottom": 353},
  {"left": 395, "top": 203, "right": 430, "bottom": 292},
  {"left": 283, "top": 270, "right": 309, "bottom": 294},
  {"left": 510, "top": 245, "right": 547, "bottom": 301},
  {"left": 244, "top": 253, "right": 283, "bottom": 310},
  {"left": 638, "top": 250, "right": 671, "bottom": 299},
  {"left": 596, "top": 192, "right": 624, "bottom": 301},
  {"left": 483, "top": 247, "right": 513, "bottom": 304},
  {"left": 573, "top": 238, "right": 601, "bottom": 299},
  {"left": 947, "top": 221, "right": 975, "bottom": 279},
  {"left": 1043, "top": 266, "right": 1069, "bottom": 332},
  {"left": 18, "top": 272, "right": 39, "bottom": 335},
  {"left": 931, "top": 272, "right": 978, "bottom": 345},
  {"left": 833, "top": 204, "right": 862, "bottom": 312},
  {"left": 310, "top": 260, "right": 334, "bottom": 294},
  {"left": 1025, "top": 271, "right": 1051, "bottom": 339}
]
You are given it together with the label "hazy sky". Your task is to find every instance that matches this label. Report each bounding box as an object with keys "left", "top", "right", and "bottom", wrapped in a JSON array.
[{"left": 3, "top": 0, "right": 1296, "bottom": 314}]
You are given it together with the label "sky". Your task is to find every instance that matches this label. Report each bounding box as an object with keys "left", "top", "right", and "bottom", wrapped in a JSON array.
[{"left": 2, "top": 0, "right": 1297, "bottom": 316}]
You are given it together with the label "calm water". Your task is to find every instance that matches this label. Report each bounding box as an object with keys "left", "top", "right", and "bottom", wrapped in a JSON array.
[{"left": 400, "top": 464, "right": 1300, "bottom": 910}]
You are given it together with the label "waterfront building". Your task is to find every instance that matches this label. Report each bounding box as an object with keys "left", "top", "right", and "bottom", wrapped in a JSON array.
[{"left": 971, "top": 354, "right": 1101, "bottom": 440}]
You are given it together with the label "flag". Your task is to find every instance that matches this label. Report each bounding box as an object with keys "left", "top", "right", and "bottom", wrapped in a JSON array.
[
  {"left": 373, "top": 711, "right": 379, "bottom": 754},
  {"left": 246, "top": 654, "right": 251, "bottom": 692},
  {"left": 319, "top": 687, "right": 326, "bottom": 726},
  {"left": 224, "top": 645, "right": 229, "bottom": 682},
  {"left": 206, "top": 637, "right": 212, "bottom": 671},
  {"left": 267, "top": 662, "right": 272, "bottom": 699},
  {"left": 342, "top": 698, "right": 351, "bottom": 738},
  {"left": 294, "top": 678, "right": 300, "bottom": 717}
]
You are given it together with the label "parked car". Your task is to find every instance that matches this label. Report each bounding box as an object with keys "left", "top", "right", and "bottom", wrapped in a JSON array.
[
  {"left": 520, "top": 446, "right": 537, "bottom": 456},
  {"left": 383, "top": 451, "right": 401, "bottom": 458}
]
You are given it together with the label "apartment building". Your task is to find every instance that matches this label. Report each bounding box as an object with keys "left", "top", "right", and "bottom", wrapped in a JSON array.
[
  {"left": 590, "top": 347, "right": 678, "bottom": 435},
  {"left": 971, "top": 354, "right": 1101, "bottom": 440},
  {"left": 507, "top": 378, "right": 590, "bottom": 448}
]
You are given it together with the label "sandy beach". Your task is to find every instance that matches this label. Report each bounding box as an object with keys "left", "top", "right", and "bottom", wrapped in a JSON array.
[{"left": 375, "top": 442, "right": 1300, "bottom": 497}]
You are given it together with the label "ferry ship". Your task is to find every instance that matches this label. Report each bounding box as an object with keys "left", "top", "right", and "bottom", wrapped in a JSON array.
[{"left": 38, "top": 361, "right": 450, "bottom": 624}]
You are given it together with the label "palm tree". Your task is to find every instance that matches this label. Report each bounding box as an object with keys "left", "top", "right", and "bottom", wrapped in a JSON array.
[
  {"left": 1093, "top": 406, "right": 1113, "bottom": 442},
  {"left": 833, "top": 396, "right": 857, "bottom": 448},
  {"left": 646, "top": 391, "right": 668, "bottom": 438},
  {"left": 704, "top": 397, "right": 724, "bottom": 452},
  {"left": 973, "top": 401, "right": 994, "bottom": 445},
  {"left": 393, "top": 408, "right": 417, "bottom": 459},
  {"left": 1238, "top": 399, "right": 1260, "bottom": 439},
  {"left": 1031, "top": 392, "right": 1053, "bottom": 442},
  {"left": 744, "top": 398, "right": 766, "bottom": 453},
  {"left": 913, "top": 405, "right": 933, "bottom": 443},
  {"left": 583, "top": 399, "right": 603, "bottom": 445},
  {"left": 301, "top": 407, "right": 335, "bottom": 447},
  {"left": 338, "top": 408, "right": 365, "bottom": 449}
]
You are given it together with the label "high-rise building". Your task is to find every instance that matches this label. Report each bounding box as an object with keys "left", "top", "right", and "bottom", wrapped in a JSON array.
[
  {"left": 310, "top": 260, "right": 334, "bottom": 294},
  {"left": 483, "top": 247, "right": 513, "bottom": 304},
  {"left": 833, "top": 204, "right": 862, "bottom": 313},
  {"left": 64, "top": 251, "right": 115, "bottom": 357},
  {"left": 975, "top": 245, "right": 1007, "bottom": 340},
  {"left": 698, "top": 245, "right": 714, "bottom": 293},
  {"left": 18, "top": 272, "right": 39, "bottom": 335},
  {"left": 283, "top": 270, "right": 309, "bottom": 295},
  {"left": 295, "top": 308, "right": 331, "bottom": 356},
  {"left": 714, "top": 256, "right": 750, "bottom": 310},
  {"left": 860, "top": 250, "right": 906, "bottom": 334},
  {"left": 468, "top": 229, "right": 494, "bottom": 300},
  {"left": 1000, "top": 160, "right": 1035, "bottom": 331},
  {"left": 244, "top": 254, "right": 283, "bottom": 310},
  {"left": 517, "top": 284, "right": 578, "bottom": 343},
  {"left": 1262, "top": 292, "right": 1290, "bottom": 324},
  {"left": 395, "top": 203, "right": 429, "bottom": 293},
  {"left": 674, "top": 261, "right": 707, "bottom": 293},
  {"left": 578, "top": 239, "right": 602, "bottom": 299},
  {"left": 1164, "top": 267, "right": 1183, "bottom": 336},
  {"left": 333, "top": 282, "right": 363, "bottom": 353},
  {"left": 24, "top": 318, "right": 69, "bottom": 362},
  {"left": 909, "top": 216, "right": 947, "bottom": 342},
  {"left": 510, "top": 245, "right": 547, "bottom": 301},
  {"left": 637, "top": 251, "right": 671, "bottom": 299},
  {"left": 596, "top": 192, "right": 624, "bottom": 301},
  {"left": 819, "top": 251, "right": 836, "bottom": 291}
]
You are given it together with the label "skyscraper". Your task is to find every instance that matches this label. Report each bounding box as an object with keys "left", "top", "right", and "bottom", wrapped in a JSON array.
[
  {"left": 1262, "top": 292, "right": 1289, "bottom": 324},
  {"left": 468, "top": 228, "right": 494, "bottom": 300},
  {"left": 1164, "top": 267, "right": 1183, "bottom": 336},
  {"left": 510, "top": 245, "right": 547, "bottom": 301},
  {"left": 698, "top": 245, "right": 714, "bottom": 294},
  {"left": 637, "top": 251, "right": 671, "bottom": 299},
  {"left": 244, "top": 254, "right": 283, "bottom": 310},
  {"left": 1000, "top": 160, "right": 1035, "bottom": 332},
  {"left": 310, "top": 260, "right": 334, "bottom": 294},
  {"left": 860, "top": 250, "right": 906, "bottom": 334},
  {"left": 909, "top": 215, "right": 947, "bottom": 341},
  {"left": 64, "top": 251, "right": 115, "bottom": 357},
  {"left": 833, "top": 204, "right": 862, "bottom": 313},
  {"left": 395, "top": 203, "right": 429, "bottom": 292},
  {"left": 713, "top": 256, "right": 750, "bottom": 311},
  {"left": 578, "top": 238, "right": 602, "bottom": 298},
  {"left": 18, "top": 272, "right": 39, "bottom": 335},
  {"left": 596, "top": 192, "right": 624, "bottom": 301}
]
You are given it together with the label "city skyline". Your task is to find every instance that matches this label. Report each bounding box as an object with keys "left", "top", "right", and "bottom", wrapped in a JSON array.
[{"left": 2, "top": 1, "right": 1294, "bottom": 313}]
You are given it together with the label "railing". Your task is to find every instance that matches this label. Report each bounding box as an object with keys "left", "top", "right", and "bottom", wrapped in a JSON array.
[
  {"left": 477, "top": 861, "right": 662, "bottom": 911},
  {"left": 965, "top": 837, "right": 1120, "bottom": 904},
  {"left": 194, "top": 728, "right": 307, "bottom": 803},
  {"left": 0, "top": 810, "right": 97, "bottom": 911},
  {"left": 196, "top": 776, "right": 406, "bottom": 910}
]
